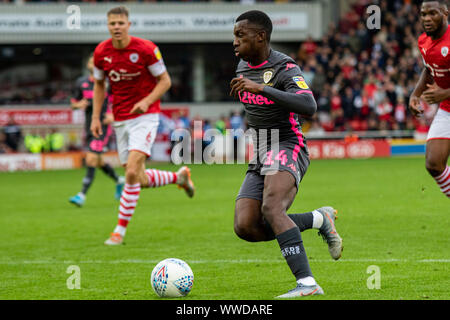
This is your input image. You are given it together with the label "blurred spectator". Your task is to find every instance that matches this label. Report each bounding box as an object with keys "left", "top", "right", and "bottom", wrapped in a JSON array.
[
  {"left": 307, "top": 117, "right": 326, "bottom": 137},
  {"left": 0, "top": 132, "right": 12, "bottom": 154},
  {"left": 158, "top": 113, "right": 176, "bottom": 137},
  {"left": 394, "top": 96, "right": 407, "bottom": 130},
  {"left": 230, "top": 110, "right": 244, "bottom": 160},
  {"left": 414, "top": 117, "right": 429, "bottom": 140},
  {"left": 3, "top": 115, "right": 22, "bottom": 152},
  {"left": 25, "top": 130, "right": 46, "bottom": 154},
  {"left": 230, "top": 110, "right": 244, "bottom": 136},
  {"left": 44, "top": 128, "right": 64, "bottom": 152},
  {"left": 178, "top": 109, "right": 191, "bottom": 130},
  {"left": 376, "top": 97, "right": 393, "bottom": 124},
  {"left": 215, "top": 116, "right": 227, "bottom": 135}
]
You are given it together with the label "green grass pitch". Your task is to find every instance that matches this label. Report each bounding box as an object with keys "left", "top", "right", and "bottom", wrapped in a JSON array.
[{"left": 0, "top": 157, "right": 448, "bottom": 300}]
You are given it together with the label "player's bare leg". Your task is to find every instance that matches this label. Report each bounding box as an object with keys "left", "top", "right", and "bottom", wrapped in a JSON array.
[
  {"left": 125, "top": 150, "right": 147, "bottom": 185},
  {"left": 425, "top": 139, "right": 450, "bottom": 198},
  {"left": 261, "top": 172, "right": 298, "bottom": 234},
  {"left": 234, "top": 198, "right": 272, "bottom": 242}
]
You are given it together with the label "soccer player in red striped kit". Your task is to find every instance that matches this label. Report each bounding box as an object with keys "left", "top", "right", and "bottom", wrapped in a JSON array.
[
  {"left": 91, "top": 6, "right": 195, "bottom": 245},
  {"left": 410, "top": 0, "right": 450, "bottom": 198}
]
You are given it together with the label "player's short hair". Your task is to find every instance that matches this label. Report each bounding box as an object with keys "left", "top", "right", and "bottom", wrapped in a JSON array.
[
  {"left": 107, "top": 6, "right": 129, "bottom": 18},
  {"left": 236, "top": 10, "right": 273, "bottom": 42}
]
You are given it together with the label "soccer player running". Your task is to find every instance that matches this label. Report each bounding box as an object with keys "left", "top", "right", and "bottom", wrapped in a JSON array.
[
  {"left": 91, "top": 6, "right": 195, "bottom": 245},
  {"left": 410, "top": 0, "right": 450, "bottom": 198},
  {"left": 69, "top": 54, "right": 125, "bottom": 207},
  {"left": 230, "top": 10, "right": 342, "bottom": 298}
]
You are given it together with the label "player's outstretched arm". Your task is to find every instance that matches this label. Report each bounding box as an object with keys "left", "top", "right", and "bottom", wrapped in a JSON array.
[
  {"left": 91, "top": 79, "right": 106, "bottom": 138},
  {"left": 261, "top": 86, "right": 317, "bottom": 117},
  {"left": 230, "top": 76, "right": 316, "bottom": 116}
]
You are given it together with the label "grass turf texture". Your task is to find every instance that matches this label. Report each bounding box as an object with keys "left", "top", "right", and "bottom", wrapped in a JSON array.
[{"left": 0, "top": 157, "right": 448, "bottom": 300}]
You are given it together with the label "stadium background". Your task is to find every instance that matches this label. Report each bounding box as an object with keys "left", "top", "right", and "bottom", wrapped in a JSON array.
[
  {"left": 1, "top": 0, "right": 449, "bottom": 302},
  {"left": 0, "top": 0, "right": 432, "bottom": 169}
]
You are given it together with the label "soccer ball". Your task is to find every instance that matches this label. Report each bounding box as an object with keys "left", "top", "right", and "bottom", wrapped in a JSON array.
[{"left": 150, "top": 258, "right": 194, "bottom": 298}]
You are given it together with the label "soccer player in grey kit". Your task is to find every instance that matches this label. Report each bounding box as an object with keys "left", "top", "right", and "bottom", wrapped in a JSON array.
[{"left": 230, "top": 10, "right": 343, "bottom": 298}]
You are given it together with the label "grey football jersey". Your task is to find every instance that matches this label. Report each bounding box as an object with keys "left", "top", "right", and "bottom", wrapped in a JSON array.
[{"left": 235, "top": 49, "right": 311, "bottom": 150}]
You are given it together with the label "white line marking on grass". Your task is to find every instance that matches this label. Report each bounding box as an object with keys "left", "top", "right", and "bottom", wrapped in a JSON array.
[{"left": 0, "top": 258, "right": 449, "bottom": 265}]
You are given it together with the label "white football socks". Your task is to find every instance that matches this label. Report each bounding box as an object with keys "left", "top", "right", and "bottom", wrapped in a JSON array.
[
  {"left": 297, "top": 276, "right": 317, "bottom": 286},
  {"left": 312, "top": 210, "right": 324, "bottom": 229},
  {"left": 114, "top": 225, "right": 127, "bottom": 237}
]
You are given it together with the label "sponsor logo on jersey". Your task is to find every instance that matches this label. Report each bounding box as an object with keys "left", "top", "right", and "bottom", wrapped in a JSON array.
[
  {"left": 108, "top": 69, "right": 142, "bottom": 82},
  {"left": 293, "top": 76, "right": 309, "bottom": 89},
  {"left": 130, "top": 53, "right": 139, "bottom": 63},
  {"left": 263, "top": 70, "right": 273, "bottom": 84},
  {"left": 239, "top": 91, "right": 274, "bottom": 105},
  {"left": 154, "top": 47, "right": 162, "bottom": 61},
  {"left": 442, "top": 46, "right": 449, "bottom": 57},
  {"left": 104, "top": 56, "right": 112, "bottom": 63},
  {"left": 109, "top": 70, "right": 121, "bottom": 82}
]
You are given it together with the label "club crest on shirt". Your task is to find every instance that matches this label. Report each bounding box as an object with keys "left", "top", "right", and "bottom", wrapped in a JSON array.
[
  {"left": 442, "top": 46, "right": 449, "bottom": 57},
  {"left": 293, "top": 76, "right": 309, "bottom": 89},
  {"left": 263, "top": 70, "right": 274, "bottom": 84},
  {"left": 130, "top": 53, "right": 139, "bottom": 63}
]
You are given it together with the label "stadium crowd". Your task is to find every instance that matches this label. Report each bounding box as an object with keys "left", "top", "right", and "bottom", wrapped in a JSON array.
[{"left": 289, "top": 0, "right": 435, "bottom": 135}]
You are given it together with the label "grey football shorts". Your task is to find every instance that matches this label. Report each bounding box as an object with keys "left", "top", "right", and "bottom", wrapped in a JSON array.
[{"left": 236, "top": 138, "right": 310, "bottom": 201}]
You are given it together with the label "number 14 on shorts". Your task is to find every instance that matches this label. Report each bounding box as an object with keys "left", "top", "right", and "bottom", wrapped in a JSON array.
[{"left": 264, "top": 150, "right": 288, "bottom": 166}]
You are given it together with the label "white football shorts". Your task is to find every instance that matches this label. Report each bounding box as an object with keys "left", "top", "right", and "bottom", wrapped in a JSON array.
[
  {"left": 427, "top": 108, "right": 450, "bottom": 141},
  {"left": 113, "top": 113, "right": 159, "bottom": 165}
]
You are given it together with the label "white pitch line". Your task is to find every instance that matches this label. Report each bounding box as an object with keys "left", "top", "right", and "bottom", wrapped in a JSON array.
[{"left": 0, "top": 258, "right": 449, "bottom": 265}]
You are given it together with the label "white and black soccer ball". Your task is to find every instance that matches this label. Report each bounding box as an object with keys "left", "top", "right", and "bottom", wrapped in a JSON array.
[{"left": 151, "top": 258, "right": 194, "bottom": 298}]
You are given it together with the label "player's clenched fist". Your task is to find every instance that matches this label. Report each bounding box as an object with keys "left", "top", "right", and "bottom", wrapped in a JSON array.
[
  {"left": 408, "top": 95, "right": 423, "bottom": 118},
  {"left": 90, "top": 117, "right": 103, "bottom": 139},
  {"left": 229, "top": 76, "right": 265, "bottom": 98}
]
